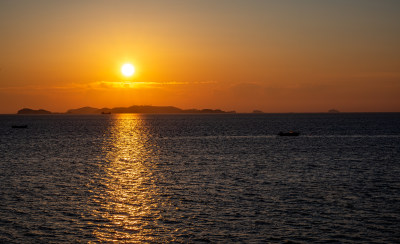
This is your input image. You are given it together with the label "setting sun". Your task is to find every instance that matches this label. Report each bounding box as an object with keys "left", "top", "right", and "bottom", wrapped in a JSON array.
[{"left": 121, "top": 63, "right": 135, "bottom": 77}]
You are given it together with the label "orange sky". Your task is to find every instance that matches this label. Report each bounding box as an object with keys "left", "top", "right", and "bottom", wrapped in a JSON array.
[{"left": 0, "top": 0, "right": 399, "bottom": 113}]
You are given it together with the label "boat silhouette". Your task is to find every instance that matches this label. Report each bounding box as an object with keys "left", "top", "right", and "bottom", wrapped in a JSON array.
[{"left": 12, "top": 125, "right": 28, "bottom": 129}]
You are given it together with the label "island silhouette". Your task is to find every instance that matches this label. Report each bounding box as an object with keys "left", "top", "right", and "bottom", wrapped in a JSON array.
[
  {"left": 17, "top": 108, "right": 52, "bottom": 114},
  {"left": 17, "top": 106, "right": 236, "bottom": 114}
]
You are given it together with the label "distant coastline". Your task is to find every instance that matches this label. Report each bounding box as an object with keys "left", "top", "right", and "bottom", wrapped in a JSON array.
[
  {"left": 16, "top": 107, "right": 398, "bottom": 115},
  {"left": 17, "top": 108, "right": 52, "bottom": 115},
  {"left": 17, "top": 106, "right": 236, "bottom": 115}
]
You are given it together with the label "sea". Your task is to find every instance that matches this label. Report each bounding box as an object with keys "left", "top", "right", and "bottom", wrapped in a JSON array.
[{"left": 0, "top": 113, "right": 399, "bottom": 243}]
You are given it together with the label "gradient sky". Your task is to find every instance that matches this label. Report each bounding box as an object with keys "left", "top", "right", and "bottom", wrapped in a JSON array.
[{"left": 1, "top": 0, "right": 399, "bottom": 113}]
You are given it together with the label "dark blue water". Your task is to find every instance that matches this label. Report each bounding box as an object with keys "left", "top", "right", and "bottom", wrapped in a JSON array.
[{"left": 0, "top": 113, "right": 399, "bottom": 243}]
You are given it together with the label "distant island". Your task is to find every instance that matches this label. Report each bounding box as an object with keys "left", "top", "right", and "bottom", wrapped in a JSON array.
[
  {"left": 328, "top": 109, "right": 340, "bottom": 113},
  {"left": 17, "top": 108, "right": 52, "bottom": 114},
  {"left": 18, "top": 105, "right": 236, "bottom": 114}
]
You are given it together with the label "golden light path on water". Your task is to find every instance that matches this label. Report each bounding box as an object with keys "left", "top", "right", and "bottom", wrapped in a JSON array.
[{"left": 92, "top": 114, "right": 171, "bottom": 242}]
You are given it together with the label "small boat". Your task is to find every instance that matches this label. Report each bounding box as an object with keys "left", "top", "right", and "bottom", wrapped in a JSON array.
[
  {"left": 278, "top": 131, "right": 300, "bottom": 136},
  {"left": 101, "top": 112, "right": 111, "bottom": 114},
  {"left": 12, "top": 125, "right": 28, "bottom": 129}
]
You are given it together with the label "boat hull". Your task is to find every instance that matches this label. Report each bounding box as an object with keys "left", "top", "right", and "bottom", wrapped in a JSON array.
[{"left": 12, "top": 125, "right": 28, "bottom": 129}]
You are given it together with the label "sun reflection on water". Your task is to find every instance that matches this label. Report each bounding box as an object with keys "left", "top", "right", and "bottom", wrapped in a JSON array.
[{"left": 92, "top": 114, "right": 164, "bottom": 242}]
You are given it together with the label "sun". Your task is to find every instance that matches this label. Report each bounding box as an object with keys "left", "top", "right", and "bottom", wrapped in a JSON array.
[{"left": 121, "top": 63, "right": 135, "bottom": 77}]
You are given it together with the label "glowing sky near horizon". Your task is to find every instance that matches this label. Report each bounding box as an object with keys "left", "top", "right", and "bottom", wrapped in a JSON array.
[{"left": 0, "top": 0, "right": 399, "bottom": 113}]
